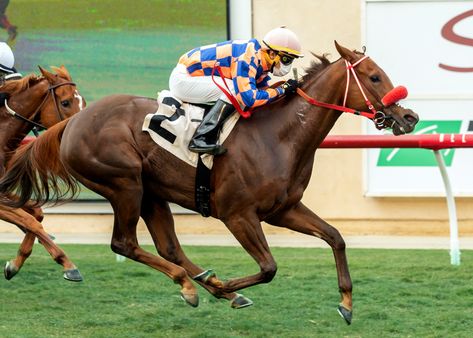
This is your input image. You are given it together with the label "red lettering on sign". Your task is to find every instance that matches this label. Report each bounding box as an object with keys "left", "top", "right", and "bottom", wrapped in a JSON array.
[{"left": 439, "top": 9, "right": 473, "bottom": 72}]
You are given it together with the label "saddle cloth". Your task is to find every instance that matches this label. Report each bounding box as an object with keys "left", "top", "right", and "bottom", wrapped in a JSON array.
[{"left": 142, "top": 90, "right": 240, "bottom": 169}]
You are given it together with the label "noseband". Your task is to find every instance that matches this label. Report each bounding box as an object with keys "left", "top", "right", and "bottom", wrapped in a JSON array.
[
  {"left": 342, "top": 56, "right": 390, "bottom": 129},
  {"left": 5, "top": 80, "right": 76, "bottom": 136}
]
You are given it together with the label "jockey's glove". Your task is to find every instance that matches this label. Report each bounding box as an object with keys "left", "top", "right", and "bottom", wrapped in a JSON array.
[{"left": 279, "top": 79, "right": 299, "bottom": 95}]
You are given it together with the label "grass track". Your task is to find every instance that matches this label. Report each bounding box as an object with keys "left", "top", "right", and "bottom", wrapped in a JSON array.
[
  {"left": 9, "top": 0, "right": 226, "bottom": 31},
  {"left": 7, "top": 0, "right": 227, "bottom": 101},
  {"left": 1, "top": 244, "right": 472, "bottom": 337}
]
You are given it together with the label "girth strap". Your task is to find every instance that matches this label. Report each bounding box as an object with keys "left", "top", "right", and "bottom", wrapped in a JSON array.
[{"left": 195, "top": 157, "right": 211, "bottom": 217}]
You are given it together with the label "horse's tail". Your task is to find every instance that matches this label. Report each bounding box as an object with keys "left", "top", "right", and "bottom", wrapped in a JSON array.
[{"left": 0, "top": 118, "right": 80, "bottom": 208}]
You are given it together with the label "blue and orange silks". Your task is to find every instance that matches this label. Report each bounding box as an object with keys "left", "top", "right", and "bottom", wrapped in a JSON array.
[{"left": 178, "top": 39, "right": 283, "bottom": 111}]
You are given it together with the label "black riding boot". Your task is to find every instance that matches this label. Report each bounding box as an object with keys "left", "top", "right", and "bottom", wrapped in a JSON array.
[{"left": 188, "top": 99, "right": 234, "bottom": 155}]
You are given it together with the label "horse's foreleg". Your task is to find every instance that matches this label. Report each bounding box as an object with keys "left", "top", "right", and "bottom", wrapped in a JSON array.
[
  {"left": 267, "top": 202, "right": 353, "bottom": 325},
  {"left": 5, "top": 205, "right": 44, "bottom": 278},
  {"left": 108, "top": 192, "right": 199, "bottom": 307},
  {"left": 220, "top": 212, "right": 278, "bottom": 294},
  {"left": 140, "top": 198, "right": 246, "bottom": 306},
  {"left": 4, "top": 231, "right": 35, "bottom": 280},
  {"left": 0, "top": 206, "right": 81, "bottom": 282}
]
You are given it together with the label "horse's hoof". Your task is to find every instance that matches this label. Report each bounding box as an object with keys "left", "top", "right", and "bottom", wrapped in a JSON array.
[
  {"left": 231, "top": 293, "right": 253, "bottom": 309},
  {"left": 63, "top": 269, "right": 83, "bottom": 282},
  {"left": 180, "top": 291, "right": 199, "bottom": 308},
  {"left": 193, "top": 269, "right": 216, "bottom": 284},
  {"left": 337, "top": 304, "right": 352, "bottom": 325},
  {"left": 4, "top": 261, "right": 19, "bottom": 280}
]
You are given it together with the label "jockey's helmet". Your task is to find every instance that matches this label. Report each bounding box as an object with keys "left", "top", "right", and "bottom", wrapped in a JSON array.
[
  {"left": 262, "top": 26, "right": 304, "bottom": 58},
  {"left": 0, "top": 42, "right": 16, "bottom": 74}
]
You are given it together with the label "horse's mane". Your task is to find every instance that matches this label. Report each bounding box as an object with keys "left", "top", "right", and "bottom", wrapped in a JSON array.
[
  {"left": 300, "top": 49, "right": 366, "bottom": 84},
  {"left": 0, "top": 74, "right": 44, "bottom": 95},
  {"left": 301, "top": 53, "right": 331, "bottom": 84},
  {"left": 0, "top": 66, "right": 71, "bottom": 95}
]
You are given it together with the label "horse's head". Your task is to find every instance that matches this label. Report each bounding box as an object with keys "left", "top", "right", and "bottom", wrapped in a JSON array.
[
  {"left": 334, "top": 41, "right": 418, "bottom": 135},
  {"left": 37, "top": 65, "right": 86, "bottom": 127}
]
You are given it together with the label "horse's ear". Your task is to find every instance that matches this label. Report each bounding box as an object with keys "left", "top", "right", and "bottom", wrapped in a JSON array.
[
  {"left": 334, "top": 40, "right": 357, "bottom": 63},
  {"left": 60, "top": 65, "right": 72, "bottom": 81},
  {"left": 50, "top": 65, "right": 71, "bottom": 81},
  {"left": 38, "top": 65, "right": 57, "bottom": 82}
]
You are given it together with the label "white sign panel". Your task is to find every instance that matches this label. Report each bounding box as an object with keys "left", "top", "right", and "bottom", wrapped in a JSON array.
[{"left": 364, "top": 0, "right": 473, "bottom": 196}]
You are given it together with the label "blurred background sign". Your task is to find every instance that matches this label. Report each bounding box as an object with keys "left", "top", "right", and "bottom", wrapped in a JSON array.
[{"left": 364, "top": 0, "right": 473, "bottom": 196}]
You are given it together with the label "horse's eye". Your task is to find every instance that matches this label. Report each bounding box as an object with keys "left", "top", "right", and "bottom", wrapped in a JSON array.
[
  {"left": 61, "top": 100, "right": 71, "bottom": 108},
  {"left": 370, "top": 75, "right": 381, "bottom": 83}
]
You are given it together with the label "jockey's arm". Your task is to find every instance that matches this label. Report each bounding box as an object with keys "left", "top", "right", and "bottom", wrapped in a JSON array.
[{"left": 232, "top": 57, "right": 282, "bottom": 110}]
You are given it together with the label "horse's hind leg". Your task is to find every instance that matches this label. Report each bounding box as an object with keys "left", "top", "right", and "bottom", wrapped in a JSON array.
[
  {"left": 105, "top": 189, "right": 199, "bottom": 307},
  {"left": 267, "top": 202, "right": 353, "bottom": 325},
  {"left": 1, "top": 206, "right": 82, "bottom": 282},
  {"left": 140, "top": 198, "right": 250, "bottom": 307}
]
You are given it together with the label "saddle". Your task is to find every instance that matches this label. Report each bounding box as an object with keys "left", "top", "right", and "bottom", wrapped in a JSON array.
[
  {"left": 142, "top": 91, "right": 240, "bottom": 217},
  {"left": 142, "top": 90, "right": 239, "bottom": 170}
]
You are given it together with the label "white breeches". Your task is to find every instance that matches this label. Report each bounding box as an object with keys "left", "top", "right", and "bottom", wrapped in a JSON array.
[{"left": 169, "top": 64, "right": 234, "bottom": 104}]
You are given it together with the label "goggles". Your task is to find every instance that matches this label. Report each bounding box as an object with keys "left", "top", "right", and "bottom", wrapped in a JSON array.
[{"left": 279, "top": 53, "right": 295, "bottom": 66}]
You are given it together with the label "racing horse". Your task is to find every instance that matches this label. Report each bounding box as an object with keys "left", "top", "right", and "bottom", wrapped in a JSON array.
[
  {"left": 0, "top": 42, "right": 418, "bottom": 324},
  {"left": 0, "top": 65, "right": 85, "bottom": 282}
]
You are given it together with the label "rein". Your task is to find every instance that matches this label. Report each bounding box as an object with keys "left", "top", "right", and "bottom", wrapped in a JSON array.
[
  {"left": 211, "top": 56, "right": 404, "bottom": 129},
  {"left": 5, "top": 81, "right": 76, "bottom": 136},
  {"left": 211, "top": 64, "right": 251, "bottom": 118}
]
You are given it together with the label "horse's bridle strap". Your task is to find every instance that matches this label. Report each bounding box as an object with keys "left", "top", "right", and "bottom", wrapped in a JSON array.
[
  {"left": 296, "top": 55, "right": 394, "bottom": 126},
  {"left": 6, "top": 81, "right": 76, "bottom": 132},
  {"left": 296, "top": 87, "right": 376, "bottom": 119},
  {"left": 4, "top": 99, "right": 47, "bottom": 131}
]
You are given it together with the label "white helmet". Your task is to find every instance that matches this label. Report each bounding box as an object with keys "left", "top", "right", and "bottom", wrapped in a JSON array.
[
  {"left": 263, "top": 26, "right": 303, "bottom": 58},
  {"left": 0, "top": 42, "right": 15, "bottom": 74}
]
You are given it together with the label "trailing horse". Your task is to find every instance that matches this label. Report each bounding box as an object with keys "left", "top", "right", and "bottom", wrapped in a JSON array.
[
  {"left": 0, "top": 65, "right": 85, "bottom": 282},
  {"left": 0, "top": 42, "right": 417, "bottom": 324}
]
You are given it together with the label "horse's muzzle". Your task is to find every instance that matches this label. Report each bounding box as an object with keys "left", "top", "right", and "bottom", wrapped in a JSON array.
[{"left": 383, "top": 104, "right": 419, "bottom": 135}]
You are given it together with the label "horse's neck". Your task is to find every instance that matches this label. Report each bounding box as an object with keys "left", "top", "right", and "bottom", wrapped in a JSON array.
[
  {"left": 275, "top": 62, "right": 346, "bottom": 157},
  {"left": 0, "top": 81, "right": 47, "bottom": 161}
]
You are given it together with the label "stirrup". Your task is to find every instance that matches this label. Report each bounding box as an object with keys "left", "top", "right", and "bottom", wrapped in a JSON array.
[{"left": 188, "top": 143, "right": 226, "bottom": 156}]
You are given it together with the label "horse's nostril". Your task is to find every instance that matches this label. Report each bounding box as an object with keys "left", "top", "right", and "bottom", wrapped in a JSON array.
[{"left": 404, "top": 114, "right": 418, "bottom": 124}]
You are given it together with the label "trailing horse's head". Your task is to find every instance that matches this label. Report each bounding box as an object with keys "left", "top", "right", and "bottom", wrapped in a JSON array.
[
  {"left": 37, "top": 65, "right": 86, "bottom": 127},
  {"left": 334, "top": 41, "right": 418, "bottom": 135}
]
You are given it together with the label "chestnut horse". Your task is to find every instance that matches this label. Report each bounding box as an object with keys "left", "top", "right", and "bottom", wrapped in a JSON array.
[
  {"left": 0, "top": 66, "right": 85, "bottom": 282},
  {"left": 0, "top": 42, "right": 418, "bottom": 324}
]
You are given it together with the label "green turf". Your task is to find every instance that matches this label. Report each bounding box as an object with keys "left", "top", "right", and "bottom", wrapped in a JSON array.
[
  {"left": 16, "top": 29, "right": 224, "bottom": 102},
  {"left": 9, "top": 0, "right": 226, "bottom": 31},
  {"left": 0, "top": 244, "right": 472, "bottom": 337},
  {"left": 8, "top": 0, "right": 227, "bottom": 101}
]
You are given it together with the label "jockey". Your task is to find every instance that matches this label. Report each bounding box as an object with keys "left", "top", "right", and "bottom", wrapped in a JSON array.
[
  {"left": 0, "top": 41, "right": 20, "bottom": 82},
  {"left": 0, "top": 41, "right": 21, "bottom": 105},
  {"left": 169, "top": 26, "right": 303, "bottom": 155}
]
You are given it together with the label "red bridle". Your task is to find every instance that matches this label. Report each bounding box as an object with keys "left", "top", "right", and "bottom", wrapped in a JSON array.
[{"left": 297, "top": 56, "right": 408, "bottom": 129}]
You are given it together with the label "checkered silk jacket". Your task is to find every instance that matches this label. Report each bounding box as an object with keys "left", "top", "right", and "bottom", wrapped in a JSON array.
[{"left": 178, "top": 39, "right": 283, "bottom": 109}]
